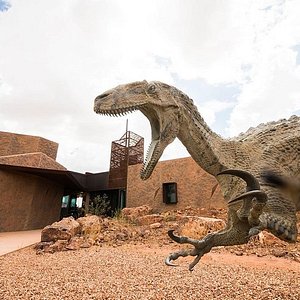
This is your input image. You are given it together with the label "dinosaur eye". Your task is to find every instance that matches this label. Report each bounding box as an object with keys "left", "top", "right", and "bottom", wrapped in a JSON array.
[{"left": 147, "top": 84, "right": 156, "bottom": 93}]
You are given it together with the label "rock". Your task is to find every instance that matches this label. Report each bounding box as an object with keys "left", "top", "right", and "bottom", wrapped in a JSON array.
[
  {"left": 162, "top": 211, "right": 183, "bottom": 222},
  {"left": 45, "top": 240, "right": 69, "bottom": 253},
  {"left": 121, "top": 205, "right": 153, "bottom": 223},
  {"left": 80, "top": 238, "right": 94, "bottom": 248},
  {"left": 115, "top": 232, "right": 128, "bottom": 241},
  {"left": 149, "top": 222, "right": 162, "bottom": 229},
  {"left": 66, "top": 237, "right": 82, "bottom": 250},
  {"left": 35, "top": 240, "right": 68, "bottom": 254},
  {"left": 272, "top": 250, "right": 288, "bottom": 257},
  {"left": 179, "top": 216, "right": 225, "bottom": 239},
  {"left": 41, "top": 217, "right": 81, "bottom": 242},
  {"left": 136, "top": 214, "right": 164, "bottom": 226},
  {"left": 77, "top": 215, "right": 101, "bottom": 240},
  {"left": 34, "top": 241, "right": 53, "bottom": 251},
  {"left": 258, "top": 231, "right": 288, "bottom": 247}
]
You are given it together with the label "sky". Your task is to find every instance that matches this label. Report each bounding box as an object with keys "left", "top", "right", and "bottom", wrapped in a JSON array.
[{"left": 0, "top": 0, "right": 300, "bottom": 174}]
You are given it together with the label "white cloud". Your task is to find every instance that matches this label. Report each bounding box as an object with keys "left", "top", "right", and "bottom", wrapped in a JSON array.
[
  {"left": 0, "top": 78, "right": 12, "bottom": 96},
  {"left": 226, "top": 1, "right": 300, "bottom": 135},
  {"left": 0, "top": 0, "right": 299, "bottom": 172},
  {"left": 200, "top": 100, "right": 236, "bottom": 127}
]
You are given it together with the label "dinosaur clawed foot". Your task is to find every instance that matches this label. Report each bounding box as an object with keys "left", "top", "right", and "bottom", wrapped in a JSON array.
[
  {"left": 165, "top": 169, "right": 269, "bottom": 270},
  {"left": 165, "top": 252, "right": 202, "bottom": 271},
  {"left": 165, "top": 230, "right": 212, "bottom": 271}
]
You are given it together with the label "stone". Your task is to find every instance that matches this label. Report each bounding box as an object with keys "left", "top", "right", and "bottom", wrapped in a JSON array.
[
  {"left": 80, "top": 238, "right": 94, "bottom": 248},
  {"left": 179, "top": 216, "right": 225, "bottom": 239},
  {"left": 136, "top": 214, "right": 164, "bottom": 226},
  {"left": 115, "top": 232, "right": 128, "bottom": 241},
  {"left": 272, "top": 250, "right": 288, "bottom": 257},
  {"left": 34, "top": 241, "right": 53, "bottom": 251},
  {"left": 47, "top": 240, "right": 68, "bottom": 253},
  {"left": 258, "top": 231, "right": 288, "bottom": 247},
  {"left": 77, "top": 215, "right": 101, "bottom": 240},
  {"left": 121, "top": 205, "right": 153, "bottom": 223},
  {"left": 35, "top": 240, "right": 68, "bottom": 254},
  {"left": 41, "top": 217, "right": 81, "bottom": 242},
  {"left": 66, "top": 236, "right": 82, "bottom": 250},
  {"left": 149, "top": 222, "right": 162, "bottom": 229}
]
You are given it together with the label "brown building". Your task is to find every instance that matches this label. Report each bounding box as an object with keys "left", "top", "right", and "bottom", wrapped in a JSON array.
[
  {"left": 0, "top": 130, "right": 225, "bottom": 232},
  {"left": 0, "top": 131, "right": 126, "bottom": 232},
  {"left": 127, "top": 157, "right": 225, "bottom": 211},
  {"left": 0, "top": 131, "right": 67, "bottom": 232}
]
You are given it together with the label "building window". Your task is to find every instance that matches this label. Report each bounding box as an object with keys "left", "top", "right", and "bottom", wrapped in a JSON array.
[{"left": 163, "top": 182, "right": 178, "bottom": 204}]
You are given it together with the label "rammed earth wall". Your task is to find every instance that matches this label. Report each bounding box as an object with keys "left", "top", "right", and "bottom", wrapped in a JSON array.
[
  {"left": 0, "top": 131, "right": 64, "bottom": 232},
  {"left": 0, "top": 170, "right": 63, "bottom": 231},
  {"left": 0, "top": 131, "right": 58, "bottom": 159},
  {"left": 127, "top": 157, "right": 225, "bottom": 211}
]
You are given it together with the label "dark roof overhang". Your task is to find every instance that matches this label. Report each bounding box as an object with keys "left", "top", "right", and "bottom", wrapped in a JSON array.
[{"left": 0, "top": 164, "right": 110, "bottom": 194}]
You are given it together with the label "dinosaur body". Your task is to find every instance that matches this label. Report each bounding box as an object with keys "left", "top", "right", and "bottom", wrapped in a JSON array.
[{"left": 94, "top": 80, "right": 300, "bottom": 269}]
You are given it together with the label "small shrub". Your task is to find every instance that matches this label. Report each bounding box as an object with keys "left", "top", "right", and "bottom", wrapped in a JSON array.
[{"left": 88, "top": 195, "right": 110, "bottom": 216}]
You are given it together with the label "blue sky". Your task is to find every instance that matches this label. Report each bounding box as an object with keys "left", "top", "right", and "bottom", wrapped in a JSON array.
[
  {"left": 293, "top": 44, "right": 300, "bottom": 64},
  {"left": 0, "top": 0, "right": 10, "bottom": 12},
  {"left": 0, "top": 0, "right": 300, "bottom": 173},
  {"left": 172, "top": 76, "right": 240, "bottom": 137}
]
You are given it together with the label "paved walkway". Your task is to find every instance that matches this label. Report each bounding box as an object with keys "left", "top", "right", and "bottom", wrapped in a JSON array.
[{"left": 0, "top": 229, "right": 41, "bottom": 256}]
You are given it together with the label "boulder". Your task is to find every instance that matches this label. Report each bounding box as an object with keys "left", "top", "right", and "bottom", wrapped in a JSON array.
[
  {"left": 35, "top": 240, "right": 68, "bottom": 254},
  {"left": 136, "top": 214, "right": 164, "bottom": 226},
  {"left": 41, "top": 217, "right": 81, "bottom": 242},
  {"left": 66, "top": 236, "right": 82, "bottom": 251},
  {"left": 77, "top": 215, "right": 101, "bottom": 241},
  {"left": 121, "top": 205, "right": 153, "bottom": 223},
  {"left": 80, "top": 238, "right": 94, "bottom": 248},
  {"left": 257, "top": 231, "right": 288, "bottom": 247},
  {"left": 34, "top": 241, "right": 53, "bottom": 252},
  {"left": 179, "top": 216, "right": 225, "bottom": 239},
  {"left": 48, "top": 240, "right": 69, "bottom": 253}
]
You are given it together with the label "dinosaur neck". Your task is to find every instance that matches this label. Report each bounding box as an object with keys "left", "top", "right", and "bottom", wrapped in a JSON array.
[{"left": 177, "top": 101, "right": 228, "bottom": 176}]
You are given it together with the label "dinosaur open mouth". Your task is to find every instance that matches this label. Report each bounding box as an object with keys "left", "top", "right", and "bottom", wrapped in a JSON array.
[
  {"left": 94, "top": 101, "right": 161, "bottom": 180},
  {"left": 94, "top": 104, "right": 142, "bottom": 116}
]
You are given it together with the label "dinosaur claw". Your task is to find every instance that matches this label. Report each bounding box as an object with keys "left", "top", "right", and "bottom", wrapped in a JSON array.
[
  {"left": 217, "top": 169, "right": 261, "bottom": 190},
  {"left": 168, "top": 230, "right": 181, "bottom": 243},
  {"left": 165, "top": 256, "right": 178, "bottom": 267},
  {"left": 228, "top": 190, "right": 267, "bottom": 204},
  {"left": 168, "top": 229, "right": 175, "bottom": 237},
  {"left": 188, "top": 255, "right": 201, "bottom": 271}
]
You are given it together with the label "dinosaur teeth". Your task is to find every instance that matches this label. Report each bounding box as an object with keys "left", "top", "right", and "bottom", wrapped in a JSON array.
[{"left": 97, "top": 104, "right": 143, "bottom": 116}]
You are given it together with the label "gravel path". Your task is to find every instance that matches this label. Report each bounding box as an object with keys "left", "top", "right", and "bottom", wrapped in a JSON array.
[{"left": 0, "top": 243, "right": 299, "bottom": 300}]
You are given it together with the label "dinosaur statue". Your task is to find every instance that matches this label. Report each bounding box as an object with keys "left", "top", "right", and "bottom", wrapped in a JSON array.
[{"left": 94, "top": 80, "right": 300, "bottom": 270}]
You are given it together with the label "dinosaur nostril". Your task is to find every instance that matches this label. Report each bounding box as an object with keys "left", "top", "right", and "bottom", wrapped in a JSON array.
[{"left": 96, "top": 93, "right": 110, "bottom": 100}]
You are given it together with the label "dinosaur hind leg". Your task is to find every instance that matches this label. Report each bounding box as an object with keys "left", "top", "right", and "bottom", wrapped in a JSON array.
[
  {"left": 166, "top": 169, "right": 270, "bottom": 270},
  {"left": 165, "top": 210, "right": 250, "bottom": 271}
]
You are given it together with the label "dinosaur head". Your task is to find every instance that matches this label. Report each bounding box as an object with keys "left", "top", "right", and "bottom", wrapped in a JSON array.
[{"left": 94, "top": 80, "right": 181, "bottom": 180}]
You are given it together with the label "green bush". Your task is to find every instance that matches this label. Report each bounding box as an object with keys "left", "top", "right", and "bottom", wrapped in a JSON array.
[{"left": 88, "top": 195, "right": 110, "bottom": 216}]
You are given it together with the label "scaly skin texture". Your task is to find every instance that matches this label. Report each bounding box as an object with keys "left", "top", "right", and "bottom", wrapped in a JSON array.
[{"left": 94, "top": 80, "right": 300, "bottom": 270}]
